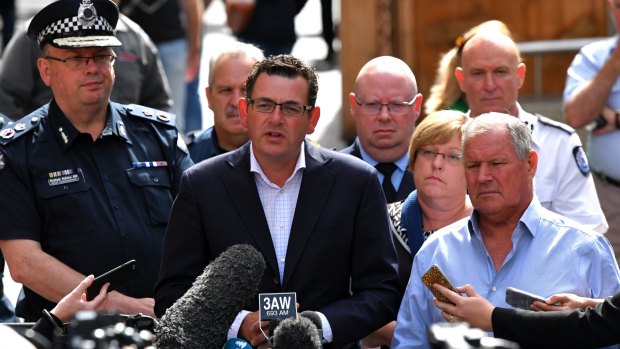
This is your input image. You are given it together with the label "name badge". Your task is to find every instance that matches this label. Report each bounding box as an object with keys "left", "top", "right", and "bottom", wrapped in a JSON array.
[
  {"left": 48, "top": 168, "right": 81, "bottom": 186},
  {"left": 258, "top": 292, "right": 297, "bottom": 321}
]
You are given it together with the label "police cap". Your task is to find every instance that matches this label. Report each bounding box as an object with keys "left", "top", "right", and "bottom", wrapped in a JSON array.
[{"left": 27, "top": 0, "right": 122, "bottom": 49}]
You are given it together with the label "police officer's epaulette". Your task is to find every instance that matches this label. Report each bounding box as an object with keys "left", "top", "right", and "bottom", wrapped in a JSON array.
[
  {"left": 123, "top": 104, "right": 176, "bottom": 127},
  {"left": 536, "top": 114, "right": 575, "bottom": 135},
  {"left": 0, "top": 110, "right": 45, "bottom": 146}
]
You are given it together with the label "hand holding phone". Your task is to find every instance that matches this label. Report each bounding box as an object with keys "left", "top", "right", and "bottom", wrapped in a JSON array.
[
  {"left": 85, "top": 260, "right": 137, "bottom": 301},
  {"left": 505, "top": 287, "right": 551, "bottom": 310},
  {"left": 421, "top": 265, "right": 458, "bottom": 305}
]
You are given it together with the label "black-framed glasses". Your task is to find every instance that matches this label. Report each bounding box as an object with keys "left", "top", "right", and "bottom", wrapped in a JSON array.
[
  {"left": 45, "top": 54, "right": 116, "bottom": 70},
  {"left": 353, "top": 94, "right": 418, "bottom": 116},
  {"left": 416, "top": 149, "right": 462, "bottom": 165},
  {"left": 248, "top": 98, "right": 313, "bottom": 117}
]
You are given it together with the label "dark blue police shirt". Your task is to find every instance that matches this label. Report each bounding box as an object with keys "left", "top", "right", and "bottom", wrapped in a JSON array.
[
  {"left": 0, "top": 99, "right": 193, "bottom": 321},
  {"left": 187, "top": 126, "right": 226, "bottom": 163}
]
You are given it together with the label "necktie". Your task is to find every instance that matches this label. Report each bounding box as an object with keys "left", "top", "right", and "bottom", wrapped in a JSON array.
[{"left": 375, "top": 162, "right": 397, "bottom": 203}]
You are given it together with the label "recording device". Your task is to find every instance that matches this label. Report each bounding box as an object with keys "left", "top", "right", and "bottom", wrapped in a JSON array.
[
  {"left": 85, "top": 259, "right": 137, "bottom": 301},
  {"left": 222, "top": 338, "right": 252, "bottom": 349},
  {"left": 505, "top": 287, "right": 550, "bottom": 310},
  {"left": 155, "top": 244, "right": 266, "bottom": 348},
  {"left": 422, "top": 264, "right": 458, "bottom": 305},
  {"left": 428, "top": 322, "right": 520, "bottom": 349},
  {"left": 272, "top": 316, "right": 322, "bottom": 349}
]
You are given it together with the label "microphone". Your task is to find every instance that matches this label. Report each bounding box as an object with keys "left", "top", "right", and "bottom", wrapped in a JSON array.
[
  {"left": 299, "top": 311, "right": 323, "bottom": 342},
  {"left": 272, "top": 316, "right": 322, "bottom": 349},
  {"left": 155, "top": 244, "right": 266, "bottom": 348},
  {"left": 222, "top": 338, "right": 252, "bottom": 349}
]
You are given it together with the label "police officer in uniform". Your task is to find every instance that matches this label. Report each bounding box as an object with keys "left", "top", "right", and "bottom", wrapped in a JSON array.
[
  {"left": 0, "top": 0, "right": 193, "bottom": 321},
  {"left": 455, "top": 29, "right": 608, "bottom": 233}
]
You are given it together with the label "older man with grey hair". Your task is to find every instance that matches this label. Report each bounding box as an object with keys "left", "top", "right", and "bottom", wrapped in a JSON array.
[
  {"left": 392, "top": 113, "right": 620, "bottom": 348},
  {"left": 187, "top": 41, "right": 264, "bottom": 163}
]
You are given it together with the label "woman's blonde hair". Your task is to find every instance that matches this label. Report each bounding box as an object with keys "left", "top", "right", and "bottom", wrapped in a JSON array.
[
  {"left": 424, "top": 20, "right": 513, "bottom": 116},
  {"left": 409, "top": 110, "right": 469, "bottom": 172}
]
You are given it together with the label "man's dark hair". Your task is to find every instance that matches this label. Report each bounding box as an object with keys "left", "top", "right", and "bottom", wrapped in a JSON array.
[{"left": 245, "top": 54, "right": 319, "bottom": 107}]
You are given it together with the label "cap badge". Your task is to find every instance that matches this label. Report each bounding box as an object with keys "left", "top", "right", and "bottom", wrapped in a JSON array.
[{"left": 78, "top": 0, "right": 98, "bottom": 27}]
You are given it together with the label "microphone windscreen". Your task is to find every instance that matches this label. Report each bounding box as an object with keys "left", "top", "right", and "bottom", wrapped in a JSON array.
[
  {"left": 155, "top": 244, "right": 266, "bottom": 348},
  {"left": 269, "top": 318, "right": 282, "bottom": 337},
  {"left": 272, "top": 316, "right": 322, "bottom": 349},
  {"left": 299, "top": 310, "right": 322, "bottom": 329},
  {"left": 222, "top": 338, "right": 252, "bottom": 349}
]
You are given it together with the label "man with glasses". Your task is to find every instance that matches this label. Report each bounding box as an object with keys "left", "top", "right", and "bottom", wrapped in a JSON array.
[
  {"left": 155, "top": 54, "right": 401, "bottom": 348},
  {"left": 342, "top": 56, "right": 422, "bottom": 203},
  {"left": 0, "top": 0, "right": 193, "bottom": 321},
  {"left": 455, "top": 29, "right": 607, "bottom": 234}
]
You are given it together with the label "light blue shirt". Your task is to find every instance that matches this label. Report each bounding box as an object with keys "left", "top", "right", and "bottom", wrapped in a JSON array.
[
  {"left": 564, "top": 35, "right": 620, "bottom": 178},
  {"left": 392, "top": 198, "right": 620, "bottom": 349},
  {"left": 356, "top": 138, "right": 409, "bottom": 191}
]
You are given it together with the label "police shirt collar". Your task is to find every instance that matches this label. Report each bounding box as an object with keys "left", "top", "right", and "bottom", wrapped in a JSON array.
[{"left": 103, "top": 105, "right": 130, "bottom": 143}]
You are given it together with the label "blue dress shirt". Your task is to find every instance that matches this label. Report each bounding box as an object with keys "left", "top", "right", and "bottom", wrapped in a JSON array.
[{"left": 392, "top": 198, "right": 620, "bottom": 348}]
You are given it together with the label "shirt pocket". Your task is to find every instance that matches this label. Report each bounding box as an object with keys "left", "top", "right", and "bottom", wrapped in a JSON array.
[
  {"left": 126, "top": 167, "right": 173, "bottom": 227},
  {"left": 36, "top": 178, "right": 97, "bottom": 236}
]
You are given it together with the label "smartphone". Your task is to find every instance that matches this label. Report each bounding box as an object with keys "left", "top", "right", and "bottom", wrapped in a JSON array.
[
  {"left": 505, "top": 287, "right": 548, "bottom": 310},
  {"left": 86, "top": 260, "right": 137, "bottom": 301},
  {"left": 421, "top": 264, "right": 458, "bottom": 305}
]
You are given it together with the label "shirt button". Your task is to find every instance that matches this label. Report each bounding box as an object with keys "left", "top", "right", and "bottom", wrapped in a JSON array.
[
  {"left": 279, "top": 224, "right": 284, "bottom": 229},
  {"left": 280, "top": 257, "right": 285, "bottom": 263},
  {"left": 492, "top": 286, "right": 497, "bottom": 292}
]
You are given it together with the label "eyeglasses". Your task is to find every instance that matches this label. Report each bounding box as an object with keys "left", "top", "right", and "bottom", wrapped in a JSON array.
[
  {"left": 416, "top": 149, "right": 462, "bottom": 165},
  {"left": 45, "top": 54, "right": 116, "bottom": 70},
  {"left": 353, "top": 94, "right": 418, "bottom": 116},
  {"left": 248, "top": 98, "right": 313, "bottom": 117}
]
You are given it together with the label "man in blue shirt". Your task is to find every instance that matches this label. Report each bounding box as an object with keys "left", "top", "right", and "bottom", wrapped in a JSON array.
[{"left": 392, "top": 113, "right": 620, "bottom": 348}]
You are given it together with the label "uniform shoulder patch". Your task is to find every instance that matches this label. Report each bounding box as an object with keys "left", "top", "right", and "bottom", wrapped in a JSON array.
[
  {"left": 573, "top": 146, "right": 590, "bottom": 176},
  {"left": 536, "top": 114, "right": 574, "bottom": 135},
  {"left": 123, "top": 104, "right": 176, "bottom": 127},
  {"left": 0, "top": 111, "right": 45, "bottom": 146}
]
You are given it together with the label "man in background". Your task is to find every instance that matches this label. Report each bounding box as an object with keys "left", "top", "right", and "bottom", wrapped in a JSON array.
[
  {"left": 187, "top": 41, "right": 263, "bottom": 163},
  {"left": 455, "top": 29, "right": 607, "bottom": 233},
  {"left": 563, "top": 0, "right": 620, "bottom": 257},
  {"left": 342, "top": 56, "right": 421, "bottom": 203}
]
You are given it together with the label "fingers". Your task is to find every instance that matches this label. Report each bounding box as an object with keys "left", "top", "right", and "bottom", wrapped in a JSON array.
[
  {"left": 532, "top": 300, "right": 563, "bottom": 312},
  {"left": 459, "top": 284, "right": 479, "bottom": 297},
  {"left": 76, "top": 275, "right": 95, "bottom": 293},
  {"left": 433, "top": 283, "right": 461, "bottom": 304}
]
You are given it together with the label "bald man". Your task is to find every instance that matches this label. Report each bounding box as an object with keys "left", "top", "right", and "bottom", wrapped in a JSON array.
[
  {"left": 455, "top": 30, "right": 608, "bottom": 233},
  {"left": 341, "top": 56, "right": 422, "bottom": 203}
]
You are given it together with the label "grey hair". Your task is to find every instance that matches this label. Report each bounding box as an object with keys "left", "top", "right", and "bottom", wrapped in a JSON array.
[
  {"left": 207, "top": 41, "right": 264, "bottom": 87},
  {"left": 462, "top": 112, "right": 531, "bottom": 160}
]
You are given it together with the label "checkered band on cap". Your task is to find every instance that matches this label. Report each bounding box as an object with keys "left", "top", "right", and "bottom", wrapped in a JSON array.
[{"left": 36, "top": 15, "right": 114, "bottom": 47}]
